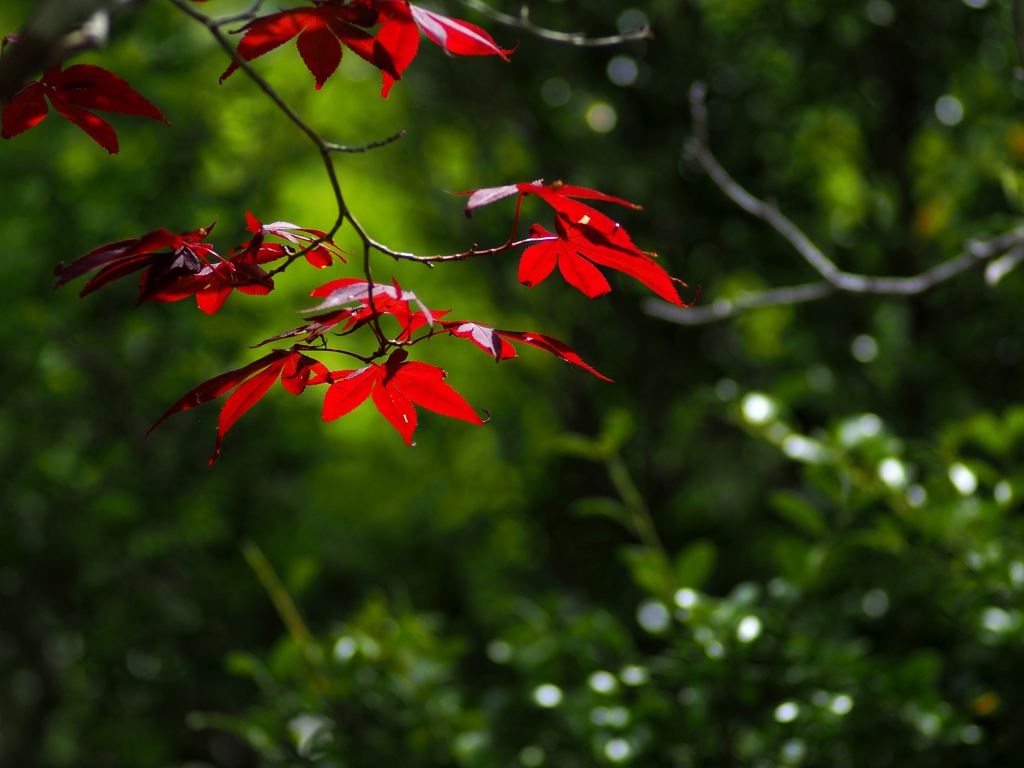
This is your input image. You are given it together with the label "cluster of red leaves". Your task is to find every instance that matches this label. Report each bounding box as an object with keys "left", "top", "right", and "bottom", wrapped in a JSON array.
[
  {"left": 53, "top": 213, "right": 346, "bottom": 314},
  {"left": 465, "top": 180, "right": 688, "bottom": 305},
  {"left": 119, "top": 265, "right": 608, "bottom": 461},
  {"left": 56, "top": 181, "right": 681, "bottom": 462},
  {"left": 148, "top": 348, "right": 332, "bottom": 464},
  {"left": 1, "top": 63, "right": 168, "bottom": 154},
  {"left": 217, "top": 0, "right": 511, "bottom": 95}
]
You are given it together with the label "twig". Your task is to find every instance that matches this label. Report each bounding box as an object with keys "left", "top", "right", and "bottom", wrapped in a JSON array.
[
  {"left": 459, "top": 0, "right": 652, "bottom": 47},
  {"left": 326, "top": 128, "right": 408, "bottom": 154},
  {"left": 649, "top": 82, "right": 1024, "bottom": 326},
  {"left": 644, "top": 282, "right": 833, "bottom": 325}
]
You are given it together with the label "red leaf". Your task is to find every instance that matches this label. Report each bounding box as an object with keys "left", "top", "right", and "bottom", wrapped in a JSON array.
[
  {"left": 296, "top": 16, "right": 343, "bottom": 89},
  {"left": 391, "top": 359, "right": 485, "bottom": 425},
  {"left": 321, "top": 350, "right": 484, "bottom": 444},
  {"left": 555, "top": 216, "right": 681, "bottom": 304},
  {"left": 281, "top": 353, "right": 329, "bottom": 395},
  {"left": 148, "top": 349, "right": 292, "bottom": 434},
  {"left": 409, "top": 5, "right": 511, "bottom": 59},
  {"left": 325, "top": 17, "right": 392, "bottom": 75},
  {"left": 222, "top": 4, "right": 399, "bottom": 90},
  {"left": 518, "top": 226, "right": 560, "bottom": 288},
  {"left": 322, "top": 365, "right": 376, "bottom": 419},
  {"left": 441, "top": 321, "right": 517, "bottom": 360},
  {"left": 519, "top": 182, "right": 641, "bottom": 210},
  {"left": 244, "top": 214, "right": 348, "bottom": 265},
  {"left": 197, "top": 277, "right": 234, "bottom": 315},
  {"left": 56, "top": 226, "right": 215, "bottom": 296},
  {"left": 45, "top": 64, "right": 169, "bottom": 123},
  {"left": 221, "top": 10, "right": 308, "bottom": 82},
  {"left": 372, "top": 364, "right": 418, "bottom": 444},
  {"left": 212, "top": 358, "right": 288, "bottom": 463},
  {"left": 496, "top": 330, "right": 612, "bottom": 381},
  {"left": 47, "top": 91, "right": 119, "bottom": 153},
  {"left": 1, "top": 82, "right": 48, "bottom": 139},
  {"left": 374, "top": 1, "right": 419, "bottom": 97},
  {"left": 556, "top": 241, "right": 611, "bottom": 298}
]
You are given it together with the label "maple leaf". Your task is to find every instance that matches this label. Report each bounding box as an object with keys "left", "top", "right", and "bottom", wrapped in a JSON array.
[
  {"left": 149, "top": 349, "right": 330, "bottom": 464},
  {"left": 322, "top": 349, "right": 484, "bottom": 445},
  {"left": 239, "top": 211, "right": 349, "bottom": 268},
  {"left": 55, "top": 222, "right": 217, "bottom": 298},
  {"left": 220, "top": 0, "right": 510, "bottom": 96},
  {"left": 462, "top": 180, "right": 685, "bottom": 305},
  {"left": 440, "top": 321, "right": 612, "bottom": 381},
  {"left": 305, "top": 277, "right": 434, "bottom": 325},
  {"left": 2, "top": 63, "right": 169, "bottom": 154},
  {"left": 220, "top": 2, "right": 397, "bottom": 90},
  {"left": 374, "top": 1, "right": 512, "bottom": 96}
]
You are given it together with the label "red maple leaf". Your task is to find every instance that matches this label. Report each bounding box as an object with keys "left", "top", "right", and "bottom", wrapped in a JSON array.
[
  {"left": 461, "top": 180, "right": 685, "bottom": 305},
  {"left": 238, "top": 211, "right": 349, "bottom": 268},
  {"left": 2, "top": 62, "right": 169, "bottom": 154},
  {"left": 149, "top": 349, "right": 330, "bottom": 464},
  {"left": 219, "top": 1, "right": 398, "bottom": 89},
  {"left": 220, "top": 0, "right": 510, "bottom": 96},
  {"left": 440, "top": 321, "right": 612, "bottom": 381},
  {"left": 52, "top": 220, "right": 273, "bottom": 313},
  {"left": 54, "top": 222, "right": 218, "bottom": 298},
  {"left": 374, "top": 0, "right": 512, "bottom": 96},
  {"left": 322, "top": 349, "right": 485, "bottom": 445}
]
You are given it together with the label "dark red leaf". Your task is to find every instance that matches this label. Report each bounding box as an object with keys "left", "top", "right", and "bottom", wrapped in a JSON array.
[
  {"left": 496, "top": 329, "right": 613, "bottom": 381},
  {"left": 148, "top": 349, "right": 291, "bottom": 435},
  {"left": 47, "top": 91, "right": 119, "bottom": 153},
  {"left": 221, "top": 10, "right": 309, "bottom": 83},
  {"left": 212, "top": 358, "right": 289, "bottom": 463},
  {"left": 1, "top": 82, "right": 48, "bottom": 139},
  {"left": 45, "top": 64, "right": 169, "bottom": 123},
  {"left": 296, "top": 16, "right": 343, "bottom": 89}
]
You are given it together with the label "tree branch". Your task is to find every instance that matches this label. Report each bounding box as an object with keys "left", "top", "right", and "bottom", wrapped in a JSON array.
[
  {"left": 649, "top": 82, "right": 1024, "bottom": 326},
  {"left": 459, "top": 0, "right": 652, "bottom": 47}
]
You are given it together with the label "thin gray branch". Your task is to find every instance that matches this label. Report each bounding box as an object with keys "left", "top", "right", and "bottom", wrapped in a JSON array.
[
  {"left": 644, "top": 283, "right": 833, "bottom": 325},
  {"left": 459, "top": 0, "right": 652, "bottom": 46},
  {"left": 655, "top": 82, "right": 1024, "bottom": 325}
]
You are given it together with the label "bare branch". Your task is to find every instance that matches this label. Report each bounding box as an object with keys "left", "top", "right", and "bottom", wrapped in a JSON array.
[
  {"left": 644, "top": 283, "right": 833, "bottom": 325},
  {"left": 657, "top": 82, "right": 1024, "bottom": 326},
  {"left": 459, "top": 0, "right": 652, "bottom": 47},
  {"left": 326, "top": 129, "right": 408, "bottom": 154}
]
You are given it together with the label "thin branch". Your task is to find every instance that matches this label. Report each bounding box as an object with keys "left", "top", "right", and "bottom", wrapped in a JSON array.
[
  {"left": 326, "top": 128, "right": 408, "bottom": 154},
  {"left": 654, "top": 82, "right": 1024, "bottom": 325},
  {"left": 644, "top": 282, "right": 833, "bottom": 325},
  {"left": 459, "top": 0, "right": 652, "bottom": 46}
]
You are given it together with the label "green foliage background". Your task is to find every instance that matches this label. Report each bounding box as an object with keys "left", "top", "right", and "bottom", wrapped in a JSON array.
[{"left": 3, "top": 0, "right": 1024, "bottom": 766}]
